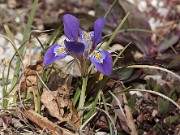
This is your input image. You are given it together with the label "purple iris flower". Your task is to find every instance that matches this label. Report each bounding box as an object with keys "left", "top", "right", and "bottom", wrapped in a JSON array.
[{"left": 44, "top": 14, "right": 112, "bottom": 76}]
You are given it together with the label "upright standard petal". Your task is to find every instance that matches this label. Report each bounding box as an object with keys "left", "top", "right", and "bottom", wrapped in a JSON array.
[
  {"left": 89, "top": 50, "right": 112, "bottom": 76},
  {"left": 63, "top": 14, "right": 80, "bottom": 41},
  {"left": 79, "top": 30, "right": 94, "bottom": 50},
  {"left": 44, "top": 44, "right": 68, "bottom": 66},
  {"left": 94, "top": 18, "right": 106, "bottom": 47},
  {"left": 64, "top": 40, "right": 85, "bottom": 56}
]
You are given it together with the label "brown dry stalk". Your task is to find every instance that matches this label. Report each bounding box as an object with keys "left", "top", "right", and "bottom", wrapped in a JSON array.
[
  {"left": 129, "top": 89, "right": 180, "bottom": 110},
  {"left": 122, "top": 93, "right": 138, "bottom": 135},
  {"left": 127, "top": 65, "right": 180, "bottom": 80}
]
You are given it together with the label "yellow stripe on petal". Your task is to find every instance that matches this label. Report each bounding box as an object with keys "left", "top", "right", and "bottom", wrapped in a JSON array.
[
  {"left": 54, "top": 46, "right": 67, "bottom": 57},
  {"left": 79, "top": 30, "right": 94, "bottom": 51},
  {"left": 57, "top": 48, "right": 66, "bottom": 54},
  {"left": 92, "top": 51, "right": 102, "bottom": 61},
  {"left": 85, "top": 31, "right": 89, "bottom": 39},
  {"left": 90, "top": 50, "right": 105, "bottom": 63}
]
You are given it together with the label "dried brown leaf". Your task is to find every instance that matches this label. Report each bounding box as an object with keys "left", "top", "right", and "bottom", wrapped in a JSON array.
[{"left": 22, "top": 110, "right": 78, "bottom": 135}]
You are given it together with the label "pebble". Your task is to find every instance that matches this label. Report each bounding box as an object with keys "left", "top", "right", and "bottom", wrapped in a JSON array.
[
  {"left": 46, "top": 0, "right": 56, "bottom": 4},
  {"left": 23, "top": 57, "right": 29, "bottom": 66},
  {"left": 14, "top": 39, "right": 21, "bottom": 49},
  {"left": 7, "top": 0, "right": 17, "bottom": 9},
  {"left": 0, "top": 48, "right": 5, "bottom": 61},
  {"left": 0, "top": 36, "right": 8, "bottom": 47},
  {"left": 109, "top": 44, "right": 124, "bottom": 52},
  {"left": 0, "top": 66, "right": 14, "bottom": 82},
  {"left": 0, "top": 66, "right": 5, "bottom": 79},
  {"left": 15, "top": 33, "right": 23, "bottom": 41},
  {"left": 15, "top": 16, "right": 20, "bottom": 23},
  {"left": 4, "top": 42, "right": 15, "bottom": 61},
  {"left": 0, "top": 3, "right": 7, "bottom": 9},
  {"left": 57, "top": 35, "right": 67, "bottom": 45},
  {"left": 88, "top": 10, "right": 95, "bottom": 16},
  {"left": 7, "top": 9, "right": 15, "bottom": 15}
]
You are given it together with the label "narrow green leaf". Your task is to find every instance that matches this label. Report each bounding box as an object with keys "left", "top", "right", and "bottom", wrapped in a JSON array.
[
  {"left": 84, "top": 78, "right": 108, "bottom": 121},
  {"left": 113, "top": 42, "right": 131, "bottom": 66},
  {"left": 158, "top": 97, "right": 170, "bottom": 114},
  {"left": 165, "top": 115, "right": 180, "bottom": 124},
  {"left": 73, "top": 87, "right": 81, "bottom": 106},
  {"left": 2, "top": 68, "right": 8, "bottom": 108},
  {"left": 4, "top": 25, "right": 15, "bottom": 44},
  {"left": 11, "top": 0, "right": 39, "bottom": 89},
  {"left": 103, "top": 11, "right": 130, "bottom": 50},
  {"left": 84, "top": 90, "right": 100, "bottom": 122},
  {"left": 101, "top": 92, "right": 114, "bottom": 134},
  {"left": 104, "top": 0, "right": 118, "bottom": 18},
  {"left": 128, "top": 94, "right": 136, "bottom": 113},
  {"left": 4, "top": 25, "right": 20, "bottom": 104}
]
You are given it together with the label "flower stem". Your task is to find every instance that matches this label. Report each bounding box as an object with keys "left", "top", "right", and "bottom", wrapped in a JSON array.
[{"left": 78, "top": 77, "right": 87, "bottom": 119}]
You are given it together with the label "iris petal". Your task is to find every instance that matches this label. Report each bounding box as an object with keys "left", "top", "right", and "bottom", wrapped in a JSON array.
[
  {"left": 89, "top": 50, "right": 112, "bottom": 76},
  {"left": 64, "top": 40, "right": 85, "bottom": 56},
  {"left": 89, "top": 50, "right": 105, "bottom": 63},
  {"left": 44, "top": 44, "right": 68, "bottom": 66},
  {"left": 94, "top": 18, "right": 106, "bottom": 47},
  {"left": 63, "top": 14, "right": 80, "bottom": 41},
  {"left": 79, "top": 30, "right": 94, "bottom": 50}
]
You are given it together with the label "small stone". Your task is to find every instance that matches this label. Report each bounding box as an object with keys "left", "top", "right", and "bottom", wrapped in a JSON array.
[
  {"left": 7, "top": 0, "right": 17, "bottom": 8},
  {"left": 152, "top": 110, "right": 158, "bottom": 117},
  {"left": 37, "top": 34, "right": 48, "bottom": 45},
  {"left": 23, "top": 58, "right": 29, "bottom": 66},
  {"left": 0, "top": 3, "right": 7, "bottom": 9},
  {"left": 0, "top": 47, "right": 5, "bottom": 61},
  {"left": 14, "top": 39, "right": 21, "bottom": 48},
  {"left": 4, "top": 43, "right": 14, "bottom": 60},
  {"left": 46, "top": 0, "right": 56, "bottom": 4},
  {"left": 138, "top": 1, "right": 147, "bottom": 12},
  {"left": 15, "top": 17, "right": 20, "bottom": 23},
  {"left": 7, "top": 9, "right": 15, "bottom": 15},
  {"left": 37, "top": 24, "right": 44, "bottom": 30},
  {"left": 0, "top": 36, "right": 8, "bottom": 47},
  {"left": 15, "top": 33, "right": 23, "bottom": 41},
  {"left": 31, "top": 34, "right": 48, "bottom": 47},
  {"left": 57, "top": 35, "right": 67, "bottom": 45},
  {"left": 33, "top": 47, "right": 41, "bottom": 54},
  {"left": 0, "top": 65, "right": 4, "bottom": 78},
  {"left": 95, "top": 132, "right": 108, "bottom": 135},
  {"left": 151, "top": 0, "right": 158, "bottom": 8},
  {"left": 88, "top": 10, "right": 95, "bottom": 16},
  {"left": 109, "top": 44, "right": 124, "bottom": 52},
  {"left": 0, "top": 67, "right": 14, "bottom": 81}
]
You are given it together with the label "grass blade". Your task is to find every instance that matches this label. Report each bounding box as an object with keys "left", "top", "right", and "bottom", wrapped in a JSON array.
[
  {"left": 103, "top": 11, "right": 130, "bottom": 50},
  {"left": 104, "top": 0, "right": 118, "bottom": 18},
  {"left": 11, "top": 0, "right": 39, "bottom": 89},
  {"left": 73, "top": 87, "right": 81, "bottom": 106}
]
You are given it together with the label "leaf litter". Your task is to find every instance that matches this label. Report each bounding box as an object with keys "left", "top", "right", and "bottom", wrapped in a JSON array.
[{"left": 0, "top": 0, "right": 180, "bottom": 134}]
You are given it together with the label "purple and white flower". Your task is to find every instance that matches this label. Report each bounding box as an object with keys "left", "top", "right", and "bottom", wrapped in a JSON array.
[{"left": 44, "top": 14, "right": 112, "bottom": 76}]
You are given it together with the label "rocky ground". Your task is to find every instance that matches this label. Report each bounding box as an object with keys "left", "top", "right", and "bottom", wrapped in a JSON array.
[{"left": 0, "top": 0, "right": 179, "bottom": 134}]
